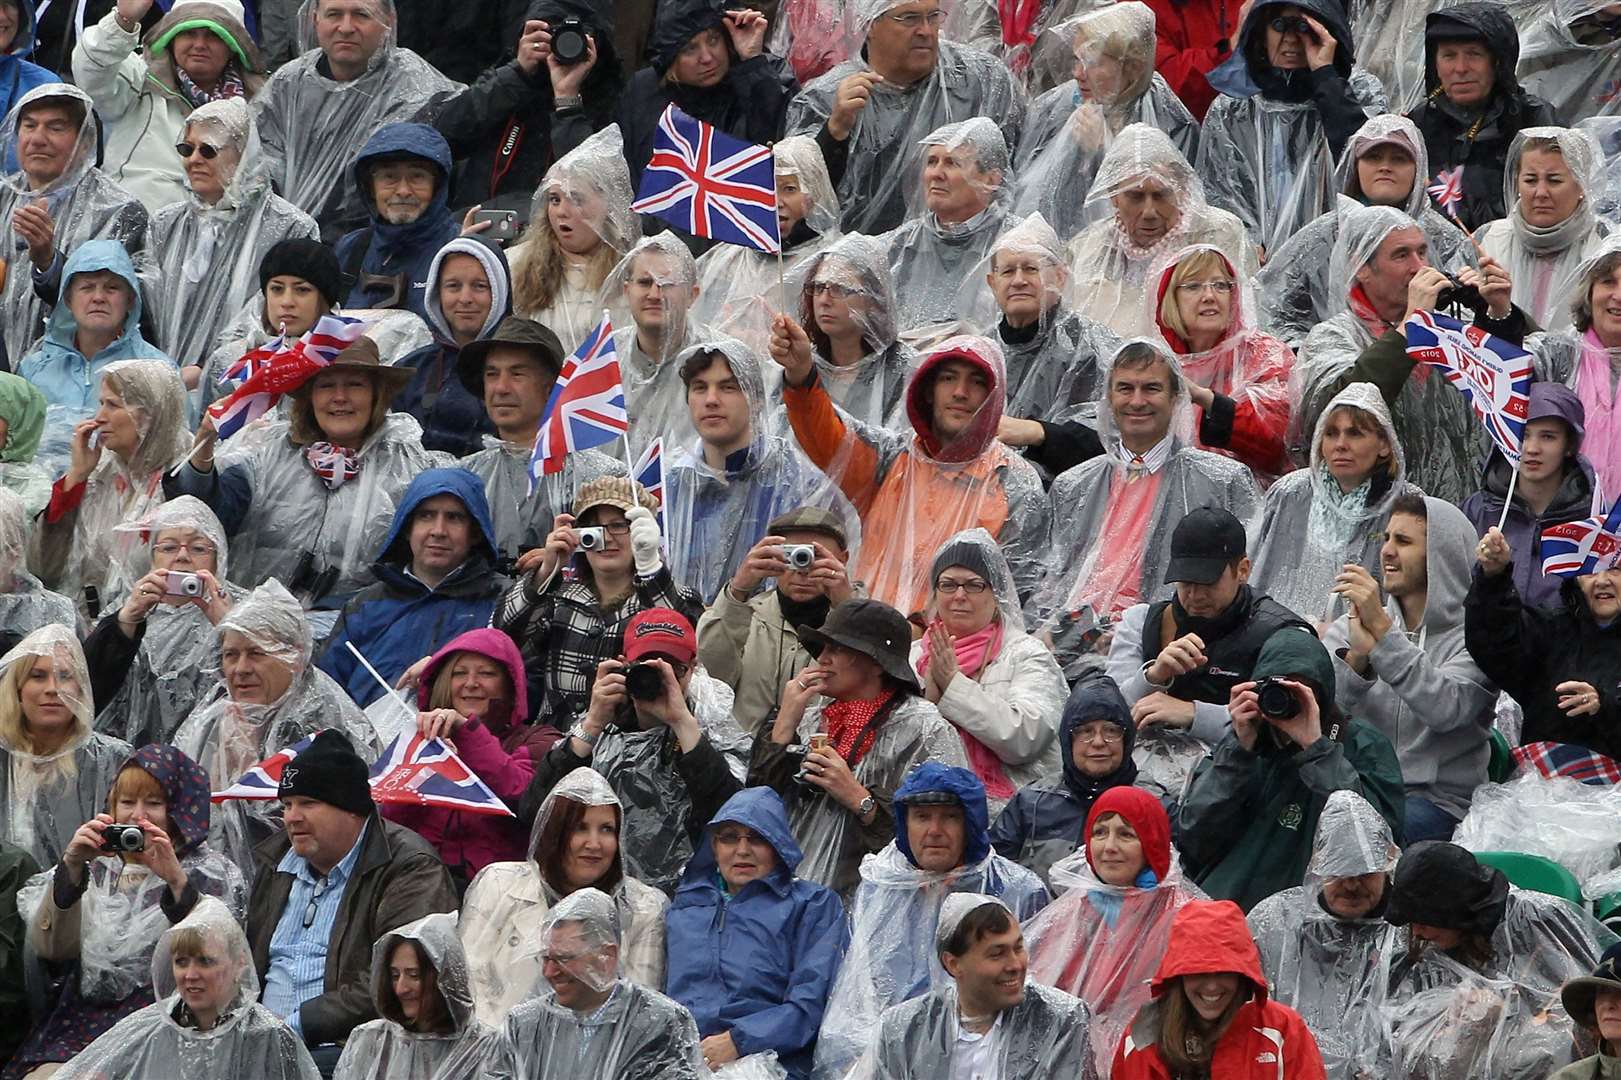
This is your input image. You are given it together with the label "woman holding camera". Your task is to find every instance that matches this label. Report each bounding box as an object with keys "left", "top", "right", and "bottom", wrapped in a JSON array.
[{"left": 6, "top": 743, "right": 245, "bottom": 1080}]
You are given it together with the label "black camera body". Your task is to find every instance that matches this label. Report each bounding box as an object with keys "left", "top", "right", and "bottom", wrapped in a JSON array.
[
  {"left": 1436, "top": 272, "right": 1489, "bottom": 316},
  {"left": 1255, "top": 677, "right": 1300, "bottom": 721},
  {"left": 624, "top": 662, "right": 664, "bottom": 701},
  {"left": 101, "top": 823, "right": 146, "bottom": 854},
  {"left": 289, "top": 549, "right": 339, "bottom": 603},
  {"left": 551, "top": 16, "right": 590, "bottom": 64}
]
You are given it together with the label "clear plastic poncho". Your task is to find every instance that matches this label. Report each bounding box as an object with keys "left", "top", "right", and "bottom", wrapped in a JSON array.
[
  {"left": 886, "top": 117, "right": 1014, "bottom": 336},
  {"left": 333, "top": 912, "right": 505, "bottom": 1080},
  {"left": 53, "top": 896, "right": 320, "bottom": 1080},
  {"left": 1579, "top": 116, "right": 1621, "bottom": 226},
  {"left": 664, "top": 337, "right": 858, "bottom": 601},
  {"left": 34, "top": 359, "right": 189, "bottom": 625},
  {"left": 694, "top": 135, "right": 842, "bottom": 356},
  {"left": 1258, "top": 113, "right": 1480, "bottom": 349},
  {"left": 1064, "top": 123, "right": 1259, "bottom": 339},
  {"left": 784, "top": 35, "right": 1026, "bottom": 235},
  {"left": 0, "top": 625, "right": 132, "bottom": 865},
  {"left": 485, "top": 888, "right": 706, "bottom": 1080},
  {"left": 1012, "top": 4, "right": 1201, "bottom": 243},
  {"left": 173, "top": 581, "right": 378, "bottom": 875},
  {"left": 1475, "top": 126, "right": 1609, "bottom": 333},
  {"left": 0, "top": 487, "right": 75, "bottom": 644},
  {"left": 1454, "top": 774, "right": 1621, "bottom": 894},
  {"left": 459, "top": 443, "right": 623, "bottom": 565},
  {"left": 792, "top": 233, "right": 916, "bottom": 431},
  {"left": 1297, "top": 203, "right": 1486, "bottom": 503},
  {"left": 141, "top": 98, "right": 319, "bottom": 368},
  {"left": 1250, "top": 381, "right": 1411, "bottom": 624},
  {"left": 93, "top": 497, "right": 243, "bottom": 747},
  {"left": 1518, "top": 0, "right": 1621, "bottom": 126},
  {"left": 1247, "top": 790, "right": 1404, "bottom": 1080},
  {"left": 460, "top": 768, "right": 670, "bottom": 1028},
  {"left": 0, "top": 82, "right": 148, "bottom": 358},
  {"left": 1026, "top": 341, "right": 1264, "bottom": 629},
  {"left": 1348, "top": 0, "right": 1434, "bottom": 111},
  {"left": 252, "top": 0, "right": 462, "bottom": 233}
]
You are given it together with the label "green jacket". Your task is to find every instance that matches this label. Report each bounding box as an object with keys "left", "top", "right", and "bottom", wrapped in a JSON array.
[
  {"left": 1176, "top": 719, "right": 1405, "bottom": 911},
  {"left": 0, "top": 840, "right": 42, "bottom": 1062}
]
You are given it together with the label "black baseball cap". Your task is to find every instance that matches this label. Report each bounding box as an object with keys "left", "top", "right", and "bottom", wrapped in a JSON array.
[{"left": 1164, "top": 507, "right": 1247, "bottom": 585}]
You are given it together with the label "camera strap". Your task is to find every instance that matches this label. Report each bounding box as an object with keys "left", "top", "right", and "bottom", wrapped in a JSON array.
[{"left": 491, "top": 118, "right": 527, "bottom": 197}]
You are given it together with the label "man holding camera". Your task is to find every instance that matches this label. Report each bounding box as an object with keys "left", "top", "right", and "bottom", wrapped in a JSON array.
[
  {"left": 1176, "top": 626, "right": 1405, "bottom": 911},
  {"left": 514, "top": 608, "right": 748, "bottom": 895},
  {"left": 696, "top": 506, "right": 856, "bottom": 736}
]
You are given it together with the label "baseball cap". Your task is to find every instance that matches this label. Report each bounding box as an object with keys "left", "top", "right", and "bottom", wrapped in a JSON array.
[
  {"left": 1164, "top": 507, "right": 1247, "bottom": 585},
  {"left": 623, "top": 608, "right": 697, "bottom": 664}
]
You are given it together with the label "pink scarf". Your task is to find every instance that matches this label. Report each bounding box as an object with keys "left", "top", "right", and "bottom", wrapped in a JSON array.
[
  {"left": 1576, "top": 328, "right": 1621, "bottom": 497},
  {"left": 917, "top": 619, "right": 1015, "bottom": 799}
]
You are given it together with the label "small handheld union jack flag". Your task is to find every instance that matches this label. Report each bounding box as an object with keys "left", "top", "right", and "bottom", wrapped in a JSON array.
[
  {"left": 631, "top": 104, "right": 781, "bottom": 254},
  {"left": 1403, "top": 311, "right": 1532, "bottom": 463},
  {"left": 529, "top": 312, "right": 628, "bottom": 490},
  {"left": 1540, "top": 502, "right": 1621, "bottom": 579},
  {"left": 206, "top": 314, "right": 367, "bottom": 440},
  {"left": 1427, "top": 165, "right": 1465, "bottom": 222}
]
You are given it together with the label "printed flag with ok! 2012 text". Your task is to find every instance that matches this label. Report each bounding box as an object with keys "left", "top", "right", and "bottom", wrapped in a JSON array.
[
  {"left": 1403, "top": 310, "right": 1532, "bottom": 462},
  {"left": 1540, "top": 501, "right": 1621, "bottom": 579},
  {"left": 631, "top": 104, "right": 780, "bottom": 254}
]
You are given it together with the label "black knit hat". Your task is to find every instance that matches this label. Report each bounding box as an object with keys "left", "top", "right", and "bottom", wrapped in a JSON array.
[
  {"left": 259, "top": 239, "right": 344, "bottom": 309},
  {"left": 278, "top": 730, "right": 374, "bottom": 817}
]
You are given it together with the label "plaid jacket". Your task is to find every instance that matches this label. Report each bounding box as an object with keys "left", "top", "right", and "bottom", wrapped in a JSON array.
[{"left": 493, "top": 563, "right": 704, "bottom": 729}]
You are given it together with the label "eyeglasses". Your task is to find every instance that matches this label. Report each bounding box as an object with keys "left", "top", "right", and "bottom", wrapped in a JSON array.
[
  {"left": 935, "top": 577, "right": 990, "bottom": 595},
  {"left": 1174, "top": 280, "right": 1236, "bottom": 296},
  {"left": 886, "top": 8, "right": 945, "bottom": 27},
  {"left": 810, "top": 281, "right": 859, "bottom": 298},
  {"left": 1074, "top": 725, "right": 1124, "bottom": 744},
  {"left": 1269, "top": 14, "right": 1311, "bottom": 33},
  {"left": 713, "top": 828, "right": 763, "bottom": 846},
  {"left": 153, "top": 541, "right": 216, "bottom": 558},
  {"left": 175, "top": 141, "right": 219, "bottom": 160},
  {"left": 586, "top": 521, "right": 632, "bottom": 536}
]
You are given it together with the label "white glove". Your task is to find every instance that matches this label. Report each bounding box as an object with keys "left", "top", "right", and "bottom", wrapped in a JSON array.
[{"left": 626, "top": 505, "right": 662, "bottom": 577}]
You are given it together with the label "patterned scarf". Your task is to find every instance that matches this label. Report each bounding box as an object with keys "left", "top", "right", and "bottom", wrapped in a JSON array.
[
  {"left": 175, "top": 61, "right": 247, "bottom": 109},
  {"left": 304, "top": 442, "right": 362, "bottom": 490},
  {"left": 821, "top": 689, "right": 896, "bottom": 767}
]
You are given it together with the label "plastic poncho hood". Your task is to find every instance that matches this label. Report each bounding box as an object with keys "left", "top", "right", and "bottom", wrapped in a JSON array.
[
  {"left": 903, "top": 335, "right": 1006, "bottom": 463},
  {"left": 1424, "top": 3, "right": 1527, "bottom": 102},
  {"left": 1307, "top": 788, "right": 1400, "bottom": 883},
  {"left": 370, "top": 911, "right": 475, "bottom": 1030},
  {"left": 375, "top": 466, "right": 498, "bottom": 568},
  {"left": 1, "top": 82, "right": 98, "bottom": 199},
  {"left": 1339, "top": 113, "right": 1435, "bottom": 219},
  {"left": 894, "top": 762, "right": 991, "bottom": 869}
]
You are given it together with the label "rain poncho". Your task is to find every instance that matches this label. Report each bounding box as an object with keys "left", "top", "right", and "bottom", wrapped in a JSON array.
[
  {"left": 1518, "top": 0, "right": 1621, "bottom": 127},
  {"left": 694, "top": 135, "right": 841, "bottom": 356},
  {"left": 0, "top": 487, "right": 73, "bottom": 649},
  {"left": 1249, "top": 382, "right": 1412, "bottom": 623},
  {"left": 664, "top": 337, "right": 856, "bottom": 602},
  {"left": 332, "top": 912, "right": 505, "bottom": 1080},
  {"left": 792, "top": 233, "right": 916, "bottom": 431},
  {"left": 459, "top": 769, "right": 669, "bottom": 1028},
  {"left": 0, "top": 370, "right": 49, "bottom": 515},
  {"left": 1196, "top": 0, "right": 1387, "bottom": 258},
  {"left": 484, "top": 888, "right": 706, "bottom": 1080},
  {"left": 1257, "top": 113, "right": 1479, "bottom": 349},
  {"left": 251, "top": 0, "right": 462, "bottom": 238},
  {"left": 0, "top": 626, "right": 132, "bottom": 866},
  {"left": 33, "top": 357, "right": 189, "bottom": 624},
  {"left": 1349, "top": 0, "right": 1432, "bottom": 111},
  {"left": 0, "top": 83, "right": 148, "bottom": 362},
  {"left": 1527, "top": 238, "right": 1621, "bottom": 494},
  {"left": 784, "top": 32, "right": 1025, "bottom": 235},
  {"left": 1064, "top": 124, "right": 1258, "bottom": 339},
  {"left": 1247, "top": 790, "right": 1404, "bottom": 1080},
  {"left": 782, "top": 334, "right": 1049, "bottom": 617},
  {"left": 167, "top": 411, "right": 442, "bottom": 612},
  {"left": 1148, "top": 243, "right": 1295, "bottom": 483},
  {"left": 1296, "top": 203, "right": 1487, "bottom": 504},
  {"left": 1023, "top": 787, "right": 1203, "bottom": 1078},
  {"left": 141, "top": 98, "right": 319, "bottom": 369},
  {"left": 1475, "top": 127, "right": 1609, "bottom": 332},
  {"left": 814, "top": 763, "right": 1048, "bottom": 1080},
  {"left": 1012, "top": 3, "right": 1200, "bottom": 243},
  {"left": 459, "top": 443, "right": 623, "bottom": 565},
  {"left": 1028, "top": 342, "right": 1263, "bottom": 630},
  {"left": 667, "top": 787, "right": 848, "bottom": 1080},
  {"left": 51, "top": 897, "right": 319, "bottom": 1080},
  {"left": 172, "top": 581, "right": 378, "bottom": 874},
  {"left": 883, "top": 117, "right": 1014, "bottom": 335},
  {"left": 91, "top": 497, "right": 241, "bottom": 747}
]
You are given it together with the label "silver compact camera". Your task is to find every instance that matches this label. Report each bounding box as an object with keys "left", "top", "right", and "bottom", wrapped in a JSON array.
[
  {"left": 576, "top": 527, "right": 607, "bottom": 551},
  {"left": 781, "top": 544, "right": 816, "bottom": 570},
  {"left": 165, "top": 571, "right": 204, "bottom": 597}
]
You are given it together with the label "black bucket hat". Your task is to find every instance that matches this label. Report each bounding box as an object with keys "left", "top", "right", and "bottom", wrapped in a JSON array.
[
  {"left": 1385, "top": 841, "right": 1509, "bottom": 936},
  {"left": 456, "top": 316, "right": 566, "bottom": 398},
  {"left": 798, "top": 598, "right": 921, "bottom": 691}
]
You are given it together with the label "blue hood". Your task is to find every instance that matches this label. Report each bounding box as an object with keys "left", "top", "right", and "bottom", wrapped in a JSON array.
[
  {"left": 684, "top": 787, "right": 803, "bottom": 883},
  {"left": 894, "top": 762, "right": 991, "bottom": 868},
  {"left": 44, "top": 238, "right": 146, "bottom": 350},
  {"left": 1059, "top": 672, "right": 1137, "bottom": 800},
  {"left": 5, "top": 0, "right": 37, "bottom": 62},
  {"left": 376, "top": 467, "right": 498, "bottom": 567},
  {"left": 351, "top": 122, "right": 454, "bottom": 255}
]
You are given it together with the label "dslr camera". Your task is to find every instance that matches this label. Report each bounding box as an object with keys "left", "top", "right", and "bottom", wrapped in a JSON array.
[
  {"left": 550, "top": 16, "right": 590, "bottom": 64},
  {"left": 623, "top": 661, "right": 665, "bottom": 701},
  {"left": 100, "top": 823, "right": 146, "bottom": 854},
  {"left": 780, "top": 544, "right": 816, "bottom": 570},
  {"left": 1254, "top": 676, "right": 1301, "bottom": 721},
  {"left": 576, "top": 527, "right": 606, "bottom": 551}
]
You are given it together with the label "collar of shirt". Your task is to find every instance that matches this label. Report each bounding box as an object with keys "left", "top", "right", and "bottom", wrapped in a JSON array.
[
  {"left": 277, "top": 817, "right": 370, "bottom": 888},
  {"left": 1112, "top": 432, "right": 1174, "bottom": 474}
]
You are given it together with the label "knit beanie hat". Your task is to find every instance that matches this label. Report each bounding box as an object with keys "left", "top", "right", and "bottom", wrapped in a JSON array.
[
  {"left": 278, "top": 730, "right": 374, "bottom": 816},
  {"left": 259, "top": 238, "right": 343, "bottom": 309}
]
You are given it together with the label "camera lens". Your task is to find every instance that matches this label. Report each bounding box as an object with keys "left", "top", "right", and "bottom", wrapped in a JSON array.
[
  {"left": 624, "top": 663, "right": 663, "bottom": 701},
  {"left": 1256, "top": 678, "right": 1299, "bottom": 720},
  {"left": 553, "top": 19, "right": 588, "bottom": 64}
]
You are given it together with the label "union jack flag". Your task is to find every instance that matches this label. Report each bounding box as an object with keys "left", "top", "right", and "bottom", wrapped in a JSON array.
[
  {"left": 530, "top": 312, "right": 627, "bottom": 488},
  {"left": 631, "top": 104, "right": 780, "bottom": 254},
  {"left": 633, "top": 435, "right": 665, "bottom": 533},
  {"left": 367, "top": 733, "right": 514, "bottom": 817},
  {"left": 211, "top": 733, "right": 317, "bottom": 801},
  {"left": 1540, "top": 502, "right": 1621, "bottom": 578},
  {"left": 1404, "top": 311, "right": 1532, "bottom": 462},
  {"left": 1427, "top": 165, "right": 1465, "bottom": 220},
  {"left": 206, "top": 314, "right": 367, "bottom": 440}
]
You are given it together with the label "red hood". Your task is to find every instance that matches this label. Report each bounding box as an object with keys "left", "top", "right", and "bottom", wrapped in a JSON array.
[
  {"left": 416, "top": 627, "right": 529, "bottom": 730},
  {"left": 1152, "top": 247, "right": 1241, "bottom": 356},
  {"left": 904, "top": 335, "right": 1006, "bottom": 463},
  {"left": 1149, "top": 900, "right": 1269, "bottom": 1001},
  {"left": 1084, "top": 786, "right": 1171, "bottom": 884}
]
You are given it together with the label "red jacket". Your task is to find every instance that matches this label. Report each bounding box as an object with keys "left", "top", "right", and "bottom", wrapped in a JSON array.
[
  {"left": 1141, "top": 0, "right": 1244, "bottom": 120},
  {"left": 1112, "top": 900, "right": 1327, "bottom": 1080}
]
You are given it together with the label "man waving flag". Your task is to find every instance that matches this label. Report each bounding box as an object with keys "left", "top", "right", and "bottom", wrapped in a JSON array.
[{"left": 631, "top": 104, "right": 780, "bottom": 253}]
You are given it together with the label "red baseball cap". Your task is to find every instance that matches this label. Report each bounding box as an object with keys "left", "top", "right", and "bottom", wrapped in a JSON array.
[{"left": 623, "top": 608, "right": 697, "bottom": 664}]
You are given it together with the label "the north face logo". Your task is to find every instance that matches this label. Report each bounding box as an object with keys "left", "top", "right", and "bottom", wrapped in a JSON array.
[{"left": 1255, "top": 1052, "right": 1277, "bottom": 1064}]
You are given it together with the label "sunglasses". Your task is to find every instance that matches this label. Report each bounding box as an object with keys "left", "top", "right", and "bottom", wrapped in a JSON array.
[{"left": 175, "top": 141, "right": 220, "bottom": 160}]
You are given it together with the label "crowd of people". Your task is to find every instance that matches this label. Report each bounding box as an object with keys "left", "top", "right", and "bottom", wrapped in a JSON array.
[{"left": 2, "top": 0, "right": 1621, "bottom": 1076}]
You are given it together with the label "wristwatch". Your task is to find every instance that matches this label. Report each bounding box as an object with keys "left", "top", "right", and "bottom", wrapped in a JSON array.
[
  {"left": 855, "top": 795, "right": 876, "bottom": 821},
  {"left": 567, "top": 722, "right": 600, "bottom": 749}
]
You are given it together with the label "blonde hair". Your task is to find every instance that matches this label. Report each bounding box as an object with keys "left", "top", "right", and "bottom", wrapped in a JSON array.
[
  {"left": 1157, "top": 249, "right": 1233, "bottom": 343},
  {"left": 0, "top": 655, "right": 84, "bottom": 783},
  {"left": 510, "top": 209, "right": 617, "bottom": 317},
  {"left": 426, "top": 650, "right": 514, "bottom": 712}
]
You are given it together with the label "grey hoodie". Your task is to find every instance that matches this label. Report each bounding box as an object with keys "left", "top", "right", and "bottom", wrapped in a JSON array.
[{"left": 1323, "top": 496, "right": 1496, "bottom": 818}]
